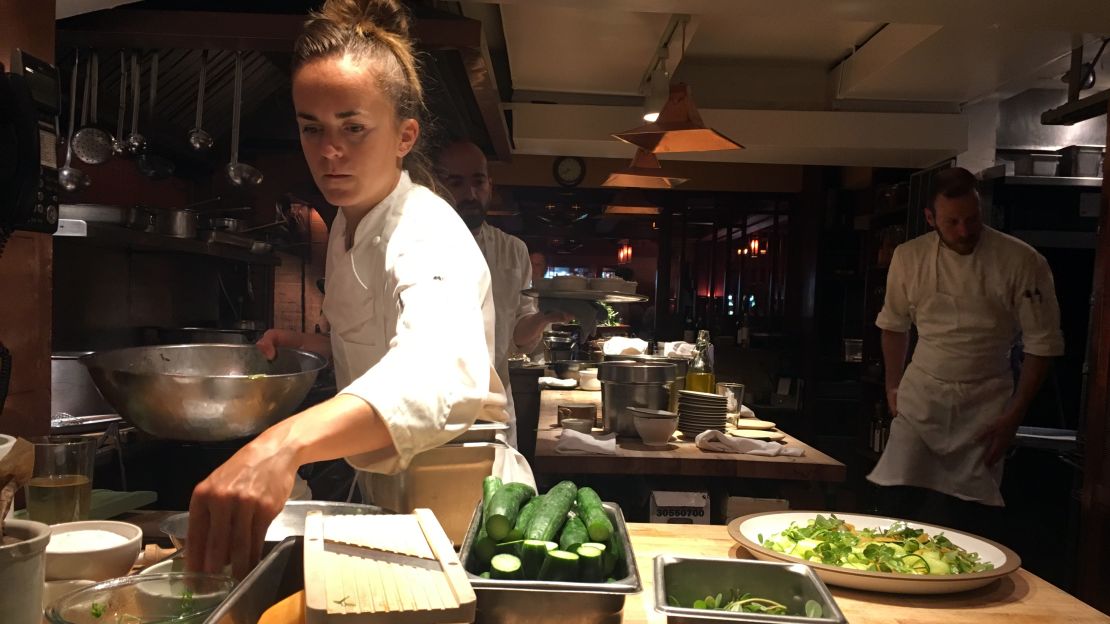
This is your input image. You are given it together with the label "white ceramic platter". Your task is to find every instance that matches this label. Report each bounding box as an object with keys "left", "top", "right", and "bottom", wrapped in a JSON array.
[{"left": 728, "top": 511, "right": 1021, "bottom": 594}]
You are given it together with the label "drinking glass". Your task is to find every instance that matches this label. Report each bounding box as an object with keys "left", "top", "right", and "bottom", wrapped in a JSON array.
[
  {"left": 716, "top": 382, "right": 746, "bottom": 414},
  {"left": 25, "top": 436, "right": 96, "bottom": 524}
]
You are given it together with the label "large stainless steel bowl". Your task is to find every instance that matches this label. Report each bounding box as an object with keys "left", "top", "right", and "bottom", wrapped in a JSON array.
[{"left": 82, "top": 344, "right": 328, "bottom": 441}]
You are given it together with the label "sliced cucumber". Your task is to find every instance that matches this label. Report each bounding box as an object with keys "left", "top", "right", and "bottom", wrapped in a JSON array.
[
  {"left": 490, "top": 553, "right": 523, "bottom": 580},
  {"left": 521, "top": 539, "right": 552, "bottom": 578},
  {"left": 486, "top": 482, "right": 536, "bottom": 541},
  {"left": 538, "top": 549, "right": 580, "bottom": 582},
  {"left": 576, "top": 545, "right": 604, "bottom": 582}
]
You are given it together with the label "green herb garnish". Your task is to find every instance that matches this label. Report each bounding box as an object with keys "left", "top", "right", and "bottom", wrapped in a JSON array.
[
  {"left": 89, "top": 602, "right": 105, "bottom": 618},
  {"left": 179, "top": 588, "right": 195, "bottom": 615}
]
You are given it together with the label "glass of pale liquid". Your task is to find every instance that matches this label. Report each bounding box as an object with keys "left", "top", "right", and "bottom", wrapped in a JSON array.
[{"left": 25, "top": 436, "right": 96, "bottom": 524}]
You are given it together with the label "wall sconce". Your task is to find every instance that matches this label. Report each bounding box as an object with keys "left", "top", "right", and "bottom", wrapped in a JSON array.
[
  {"left": 737, "top": 238, "right": 768, "bottom": 256},
  {"left": 617, "top": 242, "right": 633, "bottom": 264}
]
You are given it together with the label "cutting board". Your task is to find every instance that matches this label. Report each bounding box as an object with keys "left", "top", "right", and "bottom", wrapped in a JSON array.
[{"left": 303, "top": 509, "right": 475, "bottom": 624}]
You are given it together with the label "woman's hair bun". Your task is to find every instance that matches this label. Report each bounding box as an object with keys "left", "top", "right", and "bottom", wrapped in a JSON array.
[{"left": 319, "top": 0, "right": 410, "bottom": 39}]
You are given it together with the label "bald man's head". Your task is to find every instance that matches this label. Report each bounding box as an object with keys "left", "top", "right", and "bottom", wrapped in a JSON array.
[{"left": 435, "top": 140, "right": 492, "bottom": 232}]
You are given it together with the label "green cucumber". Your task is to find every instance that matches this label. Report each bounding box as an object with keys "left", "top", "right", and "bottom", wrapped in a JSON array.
[
  {"left": 491, "top": 553, "right": 523, "bottom": 580},
  {"left": 575, "top": 487, "right": 614, "bottom": 542},
  {"left": 521, "top": 539, "right": 552, "bottom": 578},
  {"left": 473, "top": 526, "right": 497, "bottom": 566},
  {"left": 581, "top": 542, "right": 607, "bottom": 554},
  {"left": 482, "top": 476, "right": 503, "bottom": 511},
  {"left": 538, "top": 549, "right": 580, "bottom": 582},
  {"left": 506, "top": 495, "right": 543, "bottom": 542},
  {"left": 603, "top": 528, "right": 624, "bottom": 578},
  {"left": 576, "top": 545, "right": 604, "bottom": 582},
  {"left": 486, "top": 482, "right": 536, "bottom": 541},
  {"left": 524, "top": 481, "right": 578, "bottom": 542},
  {"left": 496, "top": 540, "right": 524, "bottom": 557},
  {"left": 558, "top": 513, "right": 589, "bottom": 553}
]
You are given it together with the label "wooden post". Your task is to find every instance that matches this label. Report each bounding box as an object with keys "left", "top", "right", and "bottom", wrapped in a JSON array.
[{"left": 1077, "top": 99, "right": 1110, "bottom": 615}]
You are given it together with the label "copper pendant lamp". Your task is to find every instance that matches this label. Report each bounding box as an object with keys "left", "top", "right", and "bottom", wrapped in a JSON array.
[
  {"left": 613, "top": 82, "right": 743, "bottom": 153},
  {"left": 602, "top": 149, "right": 688, "bottom": 189}
]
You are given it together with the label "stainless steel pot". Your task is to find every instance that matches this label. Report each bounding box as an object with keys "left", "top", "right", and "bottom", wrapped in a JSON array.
[
  {"left": 604, "top": 354, "right": 689, "bottom": 411},
  {"left": 51, "top": 351, "right": 114, "bottom": 417},
  {"left": 598, "top": 361, "right": 676, "bottom": 436}
]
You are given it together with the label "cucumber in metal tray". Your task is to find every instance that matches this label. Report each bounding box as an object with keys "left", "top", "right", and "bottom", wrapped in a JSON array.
[
  {"left": 485, "top": 482, "right": 536, "bottom": 541},
  {"left": 575, "top": 487, "right": 614, "bottom": 542},
  {"left": 505, "top": 495, "right": 543, "bottom": 542},
  {"left": 524, "top": 480, "right": 578, "bottom": 542},
  {"left": 558, "top": 513, "right": 589, "bottom": 553}
]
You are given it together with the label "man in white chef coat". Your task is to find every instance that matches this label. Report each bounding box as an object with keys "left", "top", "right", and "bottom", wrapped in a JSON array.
[
  {"left": 869, "top": 167, "right": 1064, "bottom": 526},
  {"left": 435, "top": 140, "right": 571, "bottom": 447}
]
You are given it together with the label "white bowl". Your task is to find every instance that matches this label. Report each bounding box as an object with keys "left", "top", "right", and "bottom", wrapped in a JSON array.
[
  {"left": 634, "top": 414, "right": 678, "bottom": 446},
  {"left": 45, "top": 520, "right": 143, "bottom": 581},
  {"left": 588, "top": 277, "right": 624, "bottom": 291},
  {"left": 552, "top": 275, "right": 588, "bottom": 291},
  {"left": 578, "top": 369, "right": 601, "bottom": 390}
]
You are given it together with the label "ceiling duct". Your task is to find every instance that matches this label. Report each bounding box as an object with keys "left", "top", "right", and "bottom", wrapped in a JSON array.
[{"left": 602, "top": 149, "right": 688, "bottom": 189}]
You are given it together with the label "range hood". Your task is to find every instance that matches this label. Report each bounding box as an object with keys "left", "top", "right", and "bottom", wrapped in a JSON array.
[{"left": 55, "top": 7, "right": 511, "bottom": 162}]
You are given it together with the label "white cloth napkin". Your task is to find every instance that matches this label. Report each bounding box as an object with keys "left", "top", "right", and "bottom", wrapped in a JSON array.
[
  {"left": 602, "top": 337, "right": 649, "bottom": 356},
  {"left": 663, "top": 341, "right": 696, "bottom": 357},
  {"left": 555, "top": 429, "right": 617, "bottom": 455},
  {"left": 738, "top": 405, "right": 756, "bottom": 419},
  {"left": 695, "top": 429, "right": 803, "bottom": 457},
  {"left": 539, "top": 376, "right": 578, "bottom": 389}
]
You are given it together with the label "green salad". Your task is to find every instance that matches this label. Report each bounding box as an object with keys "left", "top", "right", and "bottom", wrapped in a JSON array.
[
  {"left": 669, "top": 591, "right": 823, "bottom": 618},
  {"left": 759, "top": 514, "right": 994, "bottom": 576}
]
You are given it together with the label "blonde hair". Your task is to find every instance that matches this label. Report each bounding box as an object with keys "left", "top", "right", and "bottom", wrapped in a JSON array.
[{"left": 293, "top": 0, "right": 438, "bottom": 191}]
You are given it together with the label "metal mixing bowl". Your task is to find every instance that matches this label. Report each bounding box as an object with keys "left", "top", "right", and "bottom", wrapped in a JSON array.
[{"left": 82, "top": 344, "right": 328, "bottom": 442}]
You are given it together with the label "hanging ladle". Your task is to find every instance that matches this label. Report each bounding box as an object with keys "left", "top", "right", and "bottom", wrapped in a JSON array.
[
  {"left": 58, "top": 52, "right": 90, "bottom": 192},
  {"left": 226, "top": 52, "right": 263, "bottom": 187},
  {"left": 136, "top": 52, "right": 176, "bottom": 179},
  {"left": 72, "top": 51, "right": 114, "bottom": 165},
  {"left": 188, "top": 50, "right": 213, "bottom": 151},
  {"left": 125, "top": 52, "right": 146, "bottom": 155},
  {"left": 111, "top": 51, "right": 129, "bottom": 156}
]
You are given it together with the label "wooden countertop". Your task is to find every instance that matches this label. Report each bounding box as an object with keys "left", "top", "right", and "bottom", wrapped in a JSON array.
[
  {"left": 533, "top": 390, "right": 846, "bottom": 482},
  {"left": 623, "top": 523, "right": 1109, "bottom": 624}
]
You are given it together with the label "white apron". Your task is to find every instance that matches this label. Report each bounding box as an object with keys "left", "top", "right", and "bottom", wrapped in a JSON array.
[
  {"left": 868, "top": 238, "right": 1014, "bottom": 506},
  {"left": 320, "top": 173, "right": 535, "bottom": 501}
]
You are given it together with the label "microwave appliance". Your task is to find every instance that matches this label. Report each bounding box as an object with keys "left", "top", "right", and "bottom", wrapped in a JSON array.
[{"left": 0, "top": 49, "right": 61, "bottom": 254}]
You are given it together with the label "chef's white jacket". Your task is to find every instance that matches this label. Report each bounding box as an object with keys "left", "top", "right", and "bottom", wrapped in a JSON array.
[
  {"left": 869, "top": 226, "right": 1064, "bottom": 505},
  {"left": 473, "top": 223, "right": 539, "bottom": 446},
  {"left": 322, "top": 171, "right": 509, "bottom": 475}
]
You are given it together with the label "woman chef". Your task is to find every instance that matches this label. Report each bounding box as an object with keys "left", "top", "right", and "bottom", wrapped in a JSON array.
[{"left": 186, "top": 0, "right": 519, "bottom": 578}]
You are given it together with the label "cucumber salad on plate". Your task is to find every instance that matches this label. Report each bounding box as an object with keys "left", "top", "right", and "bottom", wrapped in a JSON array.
[{"left": 760, "top": 514, "right": 994, "bottom": 576}]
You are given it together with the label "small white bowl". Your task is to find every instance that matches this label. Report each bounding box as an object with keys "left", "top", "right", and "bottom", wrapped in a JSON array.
[
  {"left": 45, "top": 520, "right": 143, "bottom": 581},
  {"left": 552, "top": 275, "right": 588, "bottom": 291},
  {"left": 578, "top": 369, "right": 601, "bottom": 390},
  {"left": 634, "top": 414, "right": 678, "bottom": 446}
]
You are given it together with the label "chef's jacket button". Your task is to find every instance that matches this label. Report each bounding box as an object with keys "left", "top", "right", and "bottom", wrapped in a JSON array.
[{"left": 372, "top": 235, "right": 381, "bottom": 245}]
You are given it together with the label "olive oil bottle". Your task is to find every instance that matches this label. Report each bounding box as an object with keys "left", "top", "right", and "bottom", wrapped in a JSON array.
[{"left": 685, "top": 329, "right": 716, "bottom": 392}]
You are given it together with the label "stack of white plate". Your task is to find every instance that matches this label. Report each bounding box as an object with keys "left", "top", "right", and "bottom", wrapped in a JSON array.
[{"left": 677, "top": 390, "right": 728, "bottom": 438}]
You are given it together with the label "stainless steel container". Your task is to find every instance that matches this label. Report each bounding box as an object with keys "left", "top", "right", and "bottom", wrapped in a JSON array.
[
  {"left": 548, "top": 359, "right": 597, "bottom": 380},
  {"left": 51, "top": 351, "right": 113, "bottom": 418},
  {"left": 82, "top": 344, "right": 327, "bottom": 441},
  {"left": 604, "top": 354, "right": 689, "bottom": 412},
  {"left": 598, "top": 361, "right": 676, "bottom": 436},
  {"left": 653, "top": 555, "right": 847, "bottom": 624},
  {"left": 459, "top": 500, "right": 641, "bottom": 624},
  {"left": 369, "top": 441, "right": 506, "bottom": 545}
]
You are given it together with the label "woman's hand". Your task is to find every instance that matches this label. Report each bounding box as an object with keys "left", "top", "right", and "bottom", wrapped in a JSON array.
[{"left": 185, "top": 433, "right": 299, "bottom": 579}]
